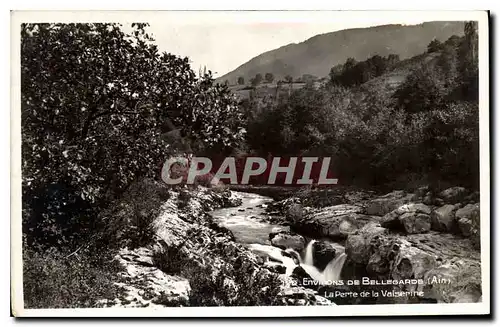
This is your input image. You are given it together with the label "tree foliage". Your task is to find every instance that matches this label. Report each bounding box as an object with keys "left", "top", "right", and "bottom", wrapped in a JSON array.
[
  {"left": 246, "top": 23, "right": 479, "bottom": 188},
  {"left": 21, "top": 23, "right": 245, "bottom": 248},
  {"left": 250, "top": 73, "right": 263, "bottom": 87},
  {"left": 427, "top": 39, "right": 444, "bottom": 53},
  {"left": 329, "top": 54, "right": 400, "bottom": 87},
  {"left": 265, "top": 72, "right": 274, "bottom": 83}
]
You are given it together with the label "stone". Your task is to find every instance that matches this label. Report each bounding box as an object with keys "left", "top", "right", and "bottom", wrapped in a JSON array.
[
  {"left": 349, "top": 230, "right": 481, "bottom": 304},
  {"left": 271, "top": 226, "right": 291, "bottom": 235},
  {"left": 367, "top": 238, "right": 438, "bottom": 284},
  {"left": 380, "top": 203, "right": 431, "bottom": 233},
  {"left": 291, "top": 266, "right": 315, "bottom": 288},
  {"left": 285, "top": 203, "right": 305, "bottom": 223},
  {"left": 400, "top": 212, "right": 431, "bottom": 234},
  {"left": 439, "top": 187, "right": 468, "bottom": 204},
  {"left": 343, "top": 191, "right": 373, "bottom": 204},
  {"left": 292, "top": 204, "right": 373, "bottom": 239},
  {"left": 431, "top": 205, "right": 457, "bottom": 232},
  {"left": 382, "top": 203, "right": 431, "bottom": 225},
  {"left": 270, "top": 232, "right": 306, "bottom": 251},
  {"left": 345, "top": 223, "right": 389, "bottom": 264},
  {"left": 264, "top": 262, "right": 287, "bottom": 274},
  {"left": 366, "top": 191, "right": 415, "bottom": 216},
  {"left": 455, "top": 203, "right": 480, "bottom": 237},
  {"left": 414, "top": 186, "right": 430, "bottom": 198},
  {"left": 464, "top": 191, "right": 480, "bottom": 203},
  {"left": 422, "top": 259, "right": 482, "bottom": 303},
  {"left": 423, "top": 195, "right": 433, "bottom": 205},
  {"left": 312, "top": 240, "right": 337, "bottom": 271},
  {"left": 455, "top": 203, "right": 480, "bottom": 249}
]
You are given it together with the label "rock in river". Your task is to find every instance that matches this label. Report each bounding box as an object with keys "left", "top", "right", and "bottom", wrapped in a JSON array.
[
  {"left": 345, "top": 222, "right": 389, "bottom": 264},
  {"left": 270, "top": 231, "right": 306, "bottom": 251}
]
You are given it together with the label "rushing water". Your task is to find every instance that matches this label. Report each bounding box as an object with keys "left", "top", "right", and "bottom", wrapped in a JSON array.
[
  {"left": 210, "top": 191, "right": 347, "bottom": 282},
  {"left": 210, "top": 191, "right": 284, "bottom": 244},
  {"left": 298, "top": 240, "right": 347, "bottom": 283}
]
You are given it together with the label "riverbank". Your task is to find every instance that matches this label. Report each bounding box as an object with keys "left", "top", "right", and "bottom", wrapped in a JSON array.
[
  {"left": 268, "top": 186, "right": 482, "bottom": 304},
  {"left": 83, "top": 183, "right": 482, "bottom": 307},
  {"left": 99, "top": 187, "right": 333, "bottom": 307}
]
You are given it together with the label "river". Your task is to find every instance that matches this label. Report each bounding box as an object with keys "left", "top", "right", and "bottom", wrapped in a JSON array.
[{"left": 210, "top": 191, "right": 347, "bottom": 281}]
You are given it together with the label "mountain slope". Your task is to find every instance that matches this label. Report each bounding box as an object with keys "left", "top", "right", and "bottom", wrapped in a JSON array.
[{"left": 217, "top": 21, "right": 464, "bottom": 83}]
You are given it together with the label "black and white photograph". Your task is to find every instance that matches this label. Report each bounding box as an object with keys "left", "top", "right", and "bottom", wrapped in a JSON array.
[{"left": 10, "top": 10, "right": 490, "bottom": 317}]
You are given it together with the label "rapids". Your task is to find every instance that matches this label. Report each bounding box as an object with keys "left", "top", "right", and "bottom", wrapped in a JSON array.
[{"left": 210, "top": 191, "right": 347, "bottom": 282}]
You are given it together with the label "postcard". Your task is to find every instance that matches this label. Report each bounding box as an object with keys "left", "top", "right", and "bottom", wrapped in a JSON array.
[{"left": 10, "top": 10, "right": 490, "bottom": 317}]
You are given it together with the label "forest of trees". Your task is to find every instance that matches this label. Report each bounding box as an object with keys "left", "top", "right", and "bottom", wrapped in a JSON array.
[
  {"left": 243, "top": 22, "right": 479, "bottom": 190},
  {"left": 329, "top": 54, "right": 401, "bottom": 87}
]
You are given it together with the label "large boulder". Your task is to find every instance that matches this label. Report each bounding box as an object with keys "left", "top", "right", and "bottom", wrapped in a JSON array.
[
  {"left": 439, "top": 187, "right": 468, "bottom": 204},
  {"left": 285, "top": 203, "right": 306, "bottom": 224},
  {"left": 366, "top": 237, "right": 438, "bottom": 291},
  {"left": 270, "top": 231, "right": 306, "bottom": 251},
  {"left": 345, "top": 222, "right": 389, "bottom": 264},
  {"left": 422, "top": 259, "right": 482, "bottom": 303},
  {"left": 369, "top": 232, "right": 481, "bottom": 303},
  {"left": 346, "top": 230, "right": 482, "bottom": 304},
  {"left": 292, "top": 204, "right": 374, "bottom": 239},
  {"left": 290, "top": 266, "right": 315, "bottom": 288},
  {"left": 455, "top": 203, "right": 480, "bottom": 249},
  {"left": 431, "top": 205, "right": 457, "bottom": 232},
  {"left": 399, "top": 213, "right": 431, "bottom": 234},
  {"left": 312, "top": 241, "right": 337, "bottom": 271},
  {"left": 381, "top": 203, "right": 431, "bottom": 234},
  {"left": 365, "top": 190, "right": 416, "bottom": 216}
]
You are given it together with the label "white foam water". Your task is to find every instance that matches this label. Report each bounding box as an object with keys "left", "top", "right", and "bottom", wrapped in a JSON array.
[
  {"left": 299, "top": 240, "right": 347, "bottom": 283},
  {"left": 303, "top": 240, "right": 316, "bottom": 265},
  {"left": 248, "top": 243, "right": 298, "bottom": 275}
]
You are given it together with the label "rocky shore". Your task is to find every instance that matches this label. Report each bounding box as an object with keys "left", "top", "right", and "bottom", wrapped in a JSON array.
[
  {"left": 269, "top": 186, "right": 482, "bottom": 304},
  {"left": 100, "top": 185, "right": 481, "bottom": 307},
  {"left": 100, "top": 187, "right": 332, "bottom": 307}
]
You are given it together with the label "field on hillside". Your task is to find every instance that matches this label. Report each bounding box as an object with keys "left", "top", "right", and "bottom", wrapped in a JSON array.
[{"left": 228, "top": 82, "right": 320, "bottom": 101}]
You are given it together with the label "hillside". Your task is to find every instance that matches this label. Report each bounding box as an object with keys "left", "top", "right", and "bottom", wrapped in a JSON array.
[
  {"left": 217, "top": 21, "right": 464, "bottom": 84},
  {"left": 229, "top": 50, "right": 442, "bottom": 102}
]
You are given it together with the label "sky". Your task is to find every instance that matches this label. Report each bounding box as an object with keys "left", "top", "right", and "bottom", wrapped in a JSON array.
[
  {"left": 90, "top": 10, "right": 479, "bottom": 78},
  {"left": 140, "top": 12, "right": 436, "bottom": 78}
]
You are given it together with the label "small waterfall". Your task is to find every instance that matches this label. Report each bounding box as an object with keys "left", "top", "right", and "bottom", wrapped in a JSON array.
[
  {"left": 303, "top": 240, "right": 316, "bottom": 266},
  {"left": 322, "top": 252, "right": 347, "bottom": 281},
  {"left": 247, "top": 239, "right": 347, "bottom": 283},
  {"left": 299, "top": 241, "right": 347, "bottom": 283}
]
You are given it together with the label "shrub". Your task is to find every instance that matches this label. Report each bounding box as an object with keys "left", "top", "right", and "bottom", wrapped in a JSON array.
[
  {"left": 152, "top": 244, "right": 187, "bottom": 275},
  {"left": 101, "top": 178, "right": 170, "bottom": 248},
  {"left": 23, "top": 246, "right": 124, "bottom": 308},
  {"left": 177, "top": 189, "right": 192, "bottom": 209},
  {"left": 184, "top": 263, "right": 282, "bottom": 306}
]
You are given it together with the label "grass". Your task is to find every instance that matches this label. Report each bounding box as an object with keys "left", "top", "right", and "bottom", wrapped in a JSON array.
[
  {"left": 23, "top": 246, "right": 124, "bottom": 308},
  {"left": 22, "top": 178, "right": 171, "bottom": 308}
]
